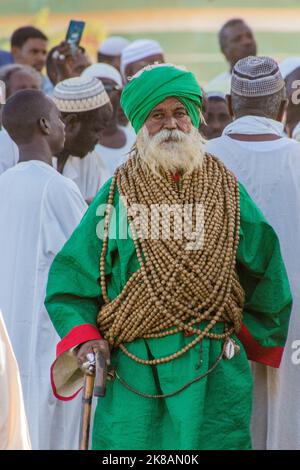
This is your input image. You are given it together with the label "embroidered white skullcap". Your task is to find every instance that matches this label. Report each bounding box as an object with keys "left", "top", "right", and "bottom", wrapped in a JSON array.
[
  {"left": 279, "top": 57, "right": 300, "bottom": 79},
  {"left": 121, "top": 39, "right": 164, "bottom": 78},
  {"left": 98, "top": 36, "right": 130, "bottom": 56},
  {"left": 53, "top": 76, "right": 110, "bottom": 113},
  {"left": 81, "top": 63, "right": 123, "bottom": 87},
  {"left": 232, "top": 56, "right": 285, "bottom": 97}
]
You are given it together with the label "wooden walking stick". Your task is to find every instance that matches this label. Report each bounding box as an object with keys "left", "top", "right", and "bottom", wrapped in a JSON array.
[{"left": 79, "top": 350, "right": 107, "bottom": 450}]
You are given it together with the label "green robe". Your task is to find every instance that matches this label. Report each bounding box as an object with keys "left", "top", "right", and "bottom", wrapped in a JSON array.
[{"left": 45, "top": 178, "right": 292, "bottom": 450}]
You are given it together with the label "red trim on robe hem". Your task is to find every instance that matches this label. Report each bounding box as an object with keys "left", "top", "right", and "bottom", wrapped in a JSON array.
[
  {"left": 51, "top": 324, "right": 103, "bottom": 401},
  {"left": 237, "top": 323, "right": 284, "bottom": 368}
]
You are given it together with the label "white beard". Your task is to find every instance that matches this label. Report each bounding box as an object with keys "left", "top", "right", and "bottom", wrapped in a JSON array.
[{"left": 136, "top": 126, "right": 206, "bottom": 177}]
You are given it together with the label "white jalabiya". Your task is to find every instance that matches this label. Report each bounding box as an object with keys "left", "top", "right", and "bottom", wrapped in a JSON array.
[
  {"left": 95, "top": 125, "right": 136, "bottom": 176},
  {"left": 0, "top": 131, "right": 109, "bottom": 201},
  {"left": 0, "top": 310, "right": 31, "bottom": 450},
  {"left": 205, "top": 71, "right": 231, "bottom": 94},
  {"left": 0, "top": 128, "right": 18, "bottom": 175},
  {"left": 53, "top": 149, "right": 110, "bottom": 202},
  {"left": 0, "top": 161, "right": 87, "bottom": 449},
  {"left": 206, "top": 115, "right": 300, "bottom": 450}
]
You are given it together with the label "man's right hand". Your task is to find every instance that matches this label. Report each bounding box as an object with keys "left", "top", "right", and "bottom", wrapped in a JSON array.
[{"left": 76, "top": 339, "right": 110, "bottom": 374}]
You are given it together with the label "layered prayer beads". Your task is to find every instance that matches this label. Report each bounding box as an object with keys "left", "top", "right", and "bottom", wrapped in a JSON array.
[{"left": 97, "top": 149, "right": 245, "bottom": 365}]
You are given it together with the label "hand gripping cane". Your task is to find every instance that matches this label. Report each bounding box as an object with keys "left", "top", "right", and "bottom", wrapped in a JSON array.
[{"left": 79, "top": 349, "right": 107, "bottom": 450}]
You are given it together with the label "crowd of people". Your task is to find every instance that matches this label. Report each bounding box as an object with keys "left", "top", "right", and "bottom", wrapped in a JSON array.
[{"left": 0, "top": 18, "right": 300, "bottom": 451}]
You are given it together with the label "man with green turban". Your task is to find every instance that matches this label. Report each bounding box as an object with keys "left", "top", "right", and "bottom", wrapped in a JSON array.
[{"left": 45, "top": 64, "right": 292, "bottom": 450}]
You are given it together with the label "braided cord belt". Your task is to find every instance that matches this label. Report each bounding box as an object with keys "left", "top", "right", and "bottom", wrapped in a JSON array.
[{"left": 112, "top": 341, "right": 227, "bottom": 399}]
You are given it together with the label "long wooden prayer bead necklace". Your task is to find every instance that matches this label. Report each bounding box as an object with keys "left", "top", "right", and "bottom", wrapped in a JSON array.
[{"left": 97, "top": 149, "right": 245, "bottom": 365}]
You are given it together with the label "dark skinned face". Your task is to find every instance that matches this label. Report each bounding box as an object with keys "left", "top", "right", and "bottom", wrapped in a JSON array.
[
  {"left": 200, "top": 98, "right": 232, "bottom": 140},
  {"left": 222, "top": 23, "right": 257, "bottom": 69},
  {"left": 99, "top": 77, "right": 121, "bottom": 120},
  {"left": 46, "top": 100, "right": 66, "bottom": 155},
  {"left": 98, "top": 53, "right": 121, "bottom": 72},
  {"left": 63, "top": 102, "right": 113, "bottom": 158}
]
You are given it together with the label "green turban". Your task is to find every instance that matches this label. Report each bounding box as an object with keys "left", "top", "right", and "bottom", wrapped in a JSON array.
[{"left": 120, "top": 64, "right": 203, "bottom": 134}]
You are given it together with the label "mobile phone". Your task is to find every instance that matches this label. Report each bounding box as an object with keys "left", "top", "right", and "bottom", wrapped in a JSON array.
[{"left": 65, "top": 20, "right": 85, "bottom": 48}]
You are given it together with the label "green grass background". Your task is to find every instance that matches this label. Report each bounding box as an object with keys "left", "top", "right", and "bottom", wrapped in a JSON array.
[
  {"left": 1, "top": 0, "right": 300, "bottom": 14},
  {"left": 0, "top": 1, "right": 300, "bottom": 85},
  {"left": 111, "top": 31, "right": 300, "bottom": 84}
]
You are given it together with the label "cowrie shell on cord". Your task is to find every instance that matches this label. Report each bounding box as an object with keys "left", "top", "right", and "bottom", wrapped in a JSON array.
[{"left": 224, "top": 338, "right": 236, "bottom": 360}]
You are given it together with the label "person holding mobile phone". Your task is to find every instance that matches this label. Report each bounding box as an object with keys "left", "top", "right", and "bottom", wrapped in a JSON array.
[{"left": 46, "top": 42, "right": 91, "bottom": 87}]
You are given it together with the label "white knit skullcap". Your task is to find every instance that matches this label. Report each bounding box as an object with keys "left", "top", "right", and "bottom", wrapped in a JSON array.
[
  {"left": 121, "top": 39, "right": 164, "bottom": 78},
  {"left": 98, "top": 36, "right": 130, "bottom": 56},
  {"left": 81, "top": 63, "right": 122, "bottom": 87},
  {"left": 53, "top": 76, "right": 110, "bottom": 113},
  {"left": 279, "top": 57, "right": 300, "bottom": 79},
  {"left": 231, "top": 56, "right": 285, "bottom": 97}
]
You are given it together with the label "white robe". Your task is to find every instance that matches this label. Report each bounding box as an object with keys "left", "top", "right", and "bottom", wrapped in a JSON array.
[
  {"left": 53, "top": 149, "right": 110, "bottom": 202},
  {"left": 95, "top": 125, "right": 136, "bottom": 176},
  {"left": 205, "top": 71, "right": 231, "bottom": 94},
  {"left": 0, "top": 161, "right": 87, "bottom": 449},
  {"left": 0, "top": 310, "right": 31, "bottom": 450},
  {"left": 0, "top": 128, "right": 18, "bottom": 175},
  {"left": 0, "top": 130, "right": 109, "bottom": 201},
  {"left": 206, "top": 117, "right": 300, "bottom": 449}
]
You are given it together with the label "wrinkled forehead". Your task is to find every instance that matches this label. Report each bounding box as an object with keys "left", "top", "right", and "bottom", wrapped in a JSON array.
[{"left": 151, "top": 97, "right": 185, "bottom": 112}]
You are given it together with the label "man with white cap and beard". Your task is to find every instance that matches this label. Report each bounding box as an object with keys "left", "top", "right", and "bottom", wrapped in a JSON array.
[
  {"left": 52, "top": 76, "right": 113, "bottom": 202},
  {"left": 206, "top": 55, "right": 300, "bottom": 450},
  {"left": 45, "top": 63, "right": 291, "bottom": 450},
  {"left": 82, "top": 63, "right": 135, "bottom": 175}
]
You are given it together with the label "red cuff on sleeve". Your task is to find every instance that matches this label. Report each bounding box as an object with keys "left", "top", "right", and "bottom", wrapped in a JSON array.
[
  {"left": 56, "top": 323, "right": 103, "bottom": 357},
  {"left": 238, "top": 323, "right": 284, "bottom": 368},
  {"left": 50, "top": 324, "right": 103, "bottom": 402}
]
